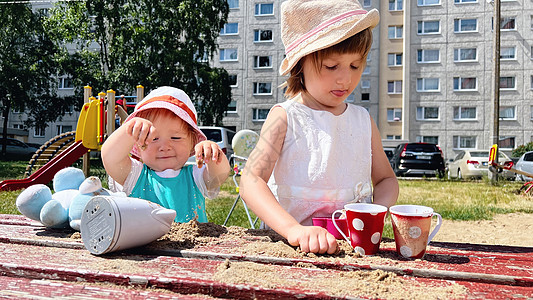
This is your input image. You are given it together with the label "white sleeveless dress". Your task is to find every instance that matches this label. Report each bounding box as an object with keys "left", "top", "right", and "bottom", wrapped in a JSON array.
[{"left": 267, "top": 96, "right": 373, "bottom": 225}]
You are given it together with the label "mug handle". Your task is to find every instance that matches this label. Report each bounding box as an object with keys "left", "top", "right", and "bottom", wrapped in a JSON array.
[
  {"left": 427, "top": 212, "right": 442, "bottom": 245},
  {"left": 331, "top": 210, "right": 350, "bottom": 243}
]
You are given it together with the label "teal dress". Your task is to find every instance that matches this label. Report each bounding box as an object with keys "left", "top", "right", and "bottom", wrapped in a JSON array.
[{"left": 130, "top": 164, "right": 207, "bottom": 223}]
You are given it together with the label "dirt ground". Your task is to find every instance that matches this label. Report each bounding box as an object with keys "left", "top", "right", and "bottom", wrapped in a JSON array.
[{"left": 431, "top": 212, "right": 533, "bottom": 247}]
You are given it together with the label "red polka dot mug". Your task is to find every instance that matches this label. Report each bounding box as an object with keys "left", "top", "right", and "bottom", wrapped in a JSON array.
[
  {"left": 331, "top": 203, "right": 388, "bottom": 256},
  {"left": 389, "top": 205, "right": 442, "bottom": 259}
]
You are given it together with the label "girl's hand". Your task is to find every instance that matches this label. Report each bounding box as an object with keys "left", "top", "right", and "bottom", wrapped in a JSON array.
[
  {"left": 194, "top": 140, "right": 224, "bottom": 168},
  {"left": 124, "top": 117, "right": 156, "bottom": 150},
  {"left": 286, "top": 224, "right": 338, "bottom": 254}
]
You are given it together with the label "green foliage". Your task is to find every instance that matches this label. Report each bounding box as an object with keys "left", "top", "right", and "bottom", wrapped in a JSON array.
[
  {"left": 46, "top": 0, "right": 232, "bottom": 125},
  {"left": 511, "top": 142, "right": 533, "bottom": 158},
  {"left": 0, "top": 2, "right": 72, "bottom": 152}
]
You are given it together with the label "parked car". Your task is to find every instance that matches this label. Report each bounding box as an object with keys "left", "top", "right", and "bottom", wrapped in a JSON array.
[
  {"left": 446, "top": 150, "right": 490, "bottom": 179},
  {"left": 514, "top": 151, "right": 533, "bottom": 181},
  {"left": 0, "top": 138, "right": 39, "bottom": 161},
  {"left": 447, "top": 150, "right": 515, "bottom": 180},
  {"left": 390, "top": 143, "right": 445, "bottom": 177},
  {"left": 186, "top": 126, "right": 236, "bottom": 166},
  {"left": 383, "top": 147, "right": 395, "bottom": 166}
]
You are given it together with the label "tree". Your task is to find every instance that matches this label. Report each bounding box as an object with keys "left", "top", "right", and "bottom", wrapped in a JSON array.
[
  {"left": 0, "top": 2, "right": 71, "bottom": 158},
  {"left": 47, "top": 0, "right": 232, "bottom": 126},
  {"left": 512, "top": 142, "right": 533, "bottom": 158}
]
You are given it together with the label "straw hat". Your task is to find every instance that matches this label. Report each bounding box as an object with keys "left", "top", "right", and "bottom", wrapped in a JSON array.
[
  {"left": 279, "top": 0, "right": 379, "bottom": 76},
  {"left": 125, "top": 86, "right": 207, "bottom": 157}
]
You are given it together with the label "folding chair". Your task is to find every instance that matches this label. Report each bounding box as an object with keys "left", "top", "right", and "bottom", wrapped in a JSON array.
[{"left": 223, "top": 129, "right": 260, "bottom": 228}]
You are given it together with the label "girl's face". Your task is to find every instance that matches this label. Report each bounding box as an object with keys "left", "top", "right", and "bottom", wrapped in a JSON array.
[
  {"left": 139, "top": 115, "right": 194, "bottom": 172},
  {"left": 301, "top": 52, "right": 364, "bottom": 113}
]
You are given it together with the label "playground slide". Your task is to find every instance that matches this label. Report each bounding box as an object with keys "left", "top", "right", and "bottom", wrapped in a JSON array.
[{"left": 0, "top": 141, "right": 88, "bottom": 192}]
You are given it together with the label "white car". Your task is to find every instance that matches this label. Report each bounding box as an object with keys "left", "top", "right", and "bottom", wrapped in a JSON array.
[
  {"left": 186, "top": 126, "right": 236, "bottom": 166},
  {"left": 447, "top": 150, "right": 514, "bottom": 180},
  {"left": 514, "top": 151, "right": 533, "bottom": 181}
]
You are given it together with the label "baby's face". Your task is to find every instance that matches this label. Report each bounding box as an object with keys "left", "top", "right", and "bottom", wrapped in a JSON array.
[{"left": 139, "top": 115, "right": 194, "bottom": 172}]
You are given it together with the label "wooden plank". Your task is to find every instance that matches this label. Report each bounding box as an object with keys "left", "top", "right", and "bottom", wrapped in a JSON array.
[
  {"left": 0, "top": 276, "right": 221, "bottom": 299},
  {"left": 0, "top": 241, "right": 531, "bottom": 299},
  {"left": 1, "top": 215, "right": 532, "bottom": 288}
]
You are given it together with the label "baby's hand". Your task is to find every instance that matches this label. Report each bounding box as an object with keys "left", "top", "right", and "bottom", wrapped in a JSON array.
[
  {"left": 194, "top": 140, "right": 224, "bottom": 168},
  {"left": 286, "top": 224, "right": 338, "bottom": 254},
  {"left": 124, "top": 117, "right": 156, "bottom": 150}
]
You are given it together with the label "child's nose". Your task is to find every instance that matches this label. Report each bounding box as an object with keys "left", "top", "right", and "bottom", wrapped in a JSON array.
[
  {"left": 336, "top": 68, "right": 352, "bottom": 85},
  {"left": 158, "top": 139, "right": 171, "bottom": 150}
]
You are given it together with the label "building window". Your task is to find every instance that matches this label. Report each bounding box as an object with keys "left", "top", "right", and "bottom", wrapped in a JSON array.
[
  {"left": 501, "top": 17, "right": 516, "bottom": 30},
  {"left": 499, "top": 136, "right": 515, "bottom": 149},
  {"left": 361, "top": 93, "right": 370, "bottom": 101},
  {"left": 363, "top": 0, "right": 371, "bottom": 7},
  {"left": 253, "top": 56, "right": 272, "bottom": 68},
  {"left": 416, "top": 136, "right": 439, "bottom": 144},
  {"left": 253, "top": 29, "right": 273, "bottom": 42},
  {"left": 418, "top": 0, "right": 440, "bottom": 6},
  {"left": 362, "top": 66, "right": 370, "bottom": 75},
  {"left": 453, "top": 107, "right": 476, "bottom": 120},
  {"left": 500, "top": 76, "right": 516, "bottom": 90},
  {"left": 453, "top": 136, "right": 476, "bottom": 149},
  {"left": 499, "top": 106, "right": 516, "bottom": 120},
  {"left": 500, "top": 47, "right": 516, "bottom": 60},
  {"left": 454, "top": 18, "right": 477, "bottom": 33},
  {"left": 416, "top": 78, "right": 439, "bottom": 92},
  {"left": 345, "top": 92, "right": 355, "bottom": 103},
  {"left": 387, "top": 53, "right": 402, "bottom": 67},
  {"left": 253, "top": 82, "right": 272, "bottom": 95},
  {"left": 453, "top": 77, "right": 477, "bottom": 91},
  {"left": 417, "top": 20, "right": 440, "bottom": 35},
  {"left": 255, "top": 3, "right": 273, "bottom": 16},
  {"left": 12, "top": 124, "right": 25, "bottom": 130},
  {"left": 360, "top": 80, "right": 370, "bottom": 89},
  {"left": 220, "top": 48, "right": 238, "bottom": 61},
  {"left": 226, "top": 100, "right": 237, "bottom": 113},
  {"left": 454, "top": 48, "right": 477, "bottom": 62},
  {"left": 417, "top": 49, "right": 439, "bottom": 63},
  {"left": 228, "top": 0, "right": 238, "bottom": 9},
  {"left": 416, "top": 107, "right": 439, "bottom": 120},
  {"left": 387, "top": 108, "right": 402, "bottom": 121},
  {"left": 58, "top": 77, "right": 73, "bottom": 89},
  {"left": 389, "top": 0, "right": 403, "bottom": 11},
  {"left": 220, "top": 23, "right": 238, "bottom": 35},
  {"left": 34, "top": 126, "right": 45, "bottom": 138},
  {"left": 228, "top": 74, "right": 237, "bottom": 87},
  {"left": 531, "top": 106, "right": 533, "bottom": 119},
  {"left": 252, "top": 108, "right": 269, "bottom": 121},
  {"left": 531, "top": 15, "right": 533, "bottom": 30},
  {"left": 388, "top": 25, "right": 403, "bottom": 39},
  {"left": 56, "top": 125, "right": 72, "bottom": 136},
  {"left": 454, "top": 0, "right": 477, "bottom": 3},
  {"left": 387, "top": 81, "right": 402, "bottom": 94}
]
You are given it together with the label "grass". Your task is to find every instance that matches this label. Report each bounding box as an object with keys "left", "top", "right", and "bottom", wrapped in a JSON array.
[{"left": 1, "top": 160, "right": 532, "bottom": 236}]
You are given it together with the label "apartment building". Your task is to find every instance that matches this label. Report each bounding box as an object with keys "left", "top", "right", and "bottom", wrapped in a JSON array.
[
  {"left": 7, "top": 0, "right": 532, "bottom": 160},
  {"left": 401, "top": 0, "right": 533, "bottom": 159}
]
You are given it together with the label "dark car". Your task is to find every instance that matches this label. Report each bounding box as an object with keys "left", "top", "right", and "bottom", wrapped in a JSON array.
[
  {"left": 0, "top": 138, "right": 39, "bottom": 161},
  {"left": 390, "top": 142, "right": 445, "bottom": 177}
]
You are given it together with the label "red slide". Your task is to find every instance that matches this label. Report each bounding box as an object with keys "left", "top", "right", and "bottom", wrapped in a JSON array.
[{"left": 0, "top": 141, "right": 89, "bottom": 192}]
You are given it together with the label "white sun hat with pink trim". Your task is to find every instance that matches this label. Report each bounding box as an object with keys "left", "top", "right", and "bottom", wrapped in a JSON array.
[
  {"left": 125, "top": 86, "right": 206, "bottom": 157},
  {"left": 279, "top": 0, "right": 379, "bottom": 76}
]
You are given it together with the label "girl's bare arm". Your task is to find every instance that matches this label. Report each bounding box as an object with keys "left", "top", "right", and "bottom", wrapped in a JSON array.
[{"left": 369, "top": 117, "right": 399, "bottom": 208}]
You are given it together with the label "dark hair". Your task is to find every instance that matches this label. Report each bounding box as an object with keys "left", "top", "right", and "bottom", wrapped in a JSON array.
[{"left": 284, "top": 28, "right": 373, "bottom": 98}]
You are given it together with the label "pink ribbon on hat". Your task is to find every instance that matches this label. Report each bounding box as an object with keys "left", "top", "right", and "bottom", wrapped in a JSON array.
[
  {"left": 137, "top": 95, "right": 197, "bottom": 123},
  {"left": 285, "top": 9, "right": 369, "bottom": 55}
]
